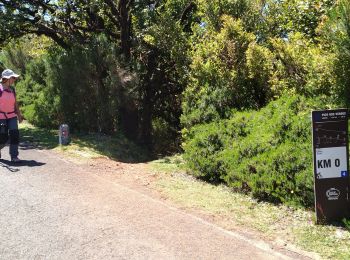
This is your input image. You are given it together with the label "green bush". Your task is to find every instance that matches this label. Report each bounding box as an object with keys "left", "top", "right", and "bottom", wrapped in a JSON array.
[
  {"left": 181, "top": 17, "right": 266, "bottom": 129},
  {"left": 183, "top": 94, "right": 333, "bottom": 207},
  {"left": 8, "top": 35, "right": 128, "bottom": 133},
  {"left": 181, "top": 15, "right": 337, "bottom": 130},
  {"left": 15, "top": 57, "right": 61, "bottom": 128}
]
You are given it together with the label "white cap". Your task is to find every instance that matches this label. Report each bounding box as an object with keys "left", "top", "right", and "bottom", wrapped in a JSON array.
[{"left": 1, "top": 69, "right": 19, "bottom": 79}]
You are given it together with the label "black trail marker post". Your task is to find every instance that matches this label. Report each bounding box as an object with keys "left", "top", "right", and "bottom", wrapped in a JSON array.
[{"left": 312, "top": 109, "right": 350, "bottom": 223}]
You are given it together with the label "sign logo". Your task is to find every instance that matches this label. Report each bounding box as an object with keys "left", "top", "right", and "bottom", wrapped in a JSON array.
[{"left": 326, "top": 188, "right": 340, "bottom": 200}]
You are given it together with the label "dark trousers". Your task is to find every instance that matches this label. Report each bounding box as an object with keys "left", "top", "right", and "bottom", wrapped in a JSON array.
[{"left": 0, "top": 117, "right": 19, "bottom": 158}]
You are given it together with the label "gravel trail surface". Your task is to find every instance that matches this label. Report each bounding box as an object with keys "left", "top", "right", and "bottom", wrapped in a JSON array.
[{"left": 0, "top": 145, "right": 308, "bottom": 259}]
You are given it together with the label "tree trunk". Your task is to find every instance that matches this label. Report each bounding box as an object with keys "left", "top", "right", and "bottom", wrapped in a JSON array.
[
  {"left": 138, "top": 88, "right": 153, "bottom": 149},
  {"left": 119, "top": 101, "right": 139, "bottom": 140},
  {"left": 118, "top": 0, "right": 132, "bottom": 60}
]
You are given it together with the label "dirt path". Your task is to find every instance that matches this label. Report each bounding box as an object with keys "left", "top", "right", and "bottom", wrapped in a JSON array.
[{"left": 0, "top": 144, "right": 310, "bottom": 259}]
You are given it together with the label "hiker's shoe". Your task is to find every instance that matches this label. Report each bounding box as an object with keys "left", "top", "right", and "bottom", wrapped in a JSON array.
[{"left": 11, "top": 157, "right": 21, "bottom": 163}]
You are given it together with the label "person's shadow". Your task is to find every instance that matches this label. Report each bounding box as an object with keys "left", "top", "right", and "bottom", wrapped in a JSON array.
[{"left": 0, "top": 159, "right": 46, "bottom": 172}]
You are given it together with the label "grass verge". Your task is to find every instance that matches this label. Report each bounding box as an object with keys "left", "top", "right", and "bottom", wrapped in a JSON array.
[
  {"left": 150, "top": 156, "right": 350, "bottom": 260},
  {"left": 19, "top": 122, "right": 149, "bottom": 163}
]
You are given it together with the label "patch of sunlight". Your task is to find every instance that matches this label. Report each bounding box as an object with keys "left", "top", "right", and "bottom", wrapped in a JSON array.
[{"left": 54, "top": 143, "right": 105, "bottom": 159}]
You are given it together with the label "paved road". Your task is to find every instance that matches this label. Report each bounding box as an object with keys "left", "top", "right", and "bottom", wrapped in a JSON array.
[{"left": 0, "top": 144, "right": 305, "bottom": 259}]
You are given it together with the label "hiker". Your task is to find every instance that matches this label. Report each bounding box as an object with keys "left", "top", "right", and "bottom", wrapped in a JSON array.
[{"left": 0, "top": 69, "right": 23, "bottom": 162}]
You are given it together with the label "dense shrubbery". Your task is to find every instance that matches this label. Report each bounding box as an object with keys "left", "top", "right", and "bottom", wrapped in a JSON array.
[
  {"left": 3, "top": 36, "right": 133, "bottom": 133},
  {"left": 43, "top": 38, "right": 125, "bottom": 134},
  {"left": 179, "top": 1, "right": 350, "bottom": 208},
  {"left": 183, "top": 95, "right": 334, "bottom": 207},
  {"left": 181, "top": 17, "right": 269, "bottom": 128},
  {"left": 181, "top": 20, "right": 336, "bottom": 129}
]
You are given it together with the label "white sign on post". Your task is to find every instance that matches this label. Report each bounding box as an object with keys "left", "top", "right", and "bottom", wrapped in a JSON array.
[{"left": 315, "top": 147, "right": 347, "bottom": 179}]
